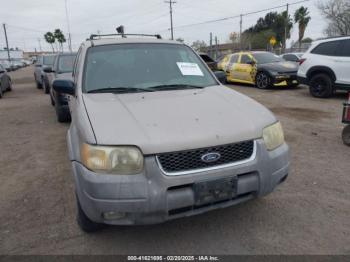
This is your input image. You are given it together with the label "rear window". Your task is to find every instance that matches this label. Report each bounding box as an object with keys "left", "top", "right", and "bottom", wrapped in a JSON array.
[
  {"left": 43, "top": 56, "right": 55, "bottom": 65},
  {"left": 311, "top": 41, "right": 341, "bottom": 56},
  {"left": 58, "top": 55, "right": 76, "bottom": 73}
]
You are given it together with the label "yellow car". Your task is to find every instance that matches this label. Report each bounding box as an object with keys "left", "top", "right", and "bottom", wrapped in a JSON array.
[{"left": 226, "top": 51, "right": 299, "bottom": 89}]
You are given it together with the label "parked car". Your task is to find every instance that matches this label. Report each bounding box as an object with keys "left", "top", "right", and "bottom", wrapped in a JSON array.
[
  {"left": 226, "top": 51, "right": 299, "bottom": 89},
  {"left": 342, "top": 92, "right": 350, "bottom": 146},
  {"left": 198, "top": 53, "right": 226, "bottom": 83},
  {"left": 34, "top": 54, "right": 56, "bottom": 89},
  {"left": 0, "top": 64, "right": 12, "bottom": 98},
  {"left": 217, "top": 53, "right": 237, "bottom": 72},
  {"left": 10, "top": 60, "right": 21, "bottom": 71},
  {"left": 298, "top": 36, "right": 350, "bottom": 98},
  {"left": 198, "top": 53, "right": 217, "bottom": 71},
  {"left": 44, "top": 52, "right": 77, "bottom": 122},
  {"left": 0, "top": 60, "right": 12, "bottom": 72},
  {"left": 281, "top": 53, "right": 304, "bottom": 63},
  {"left": 53, "top": 34, "right": 289, "bottom": 232}
]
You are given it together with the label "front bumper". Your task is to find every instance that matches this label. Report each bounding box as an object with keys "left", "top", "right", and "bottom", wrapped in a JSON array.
[
  {"left": 272, "top": 74, "right": 299, "bottom": 86},
  {"left": 72, "top": 139, "right": 289, "bottom": 225}
]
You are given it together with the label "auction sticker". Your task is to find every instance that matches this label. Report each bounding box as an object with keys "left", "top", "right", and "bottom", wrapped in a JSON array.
[{"left": 177, "top": 62, "right": 204, "bottom": 76}]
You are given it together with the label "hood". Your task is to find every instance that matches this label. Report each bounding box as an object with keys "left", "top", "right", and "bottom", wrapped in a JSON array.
[
  {"left": 82, "top": 86, "right": 276, "bottom": 154},
  {"left": 258, "top": 61, "right": 298, "bottom": 73}
]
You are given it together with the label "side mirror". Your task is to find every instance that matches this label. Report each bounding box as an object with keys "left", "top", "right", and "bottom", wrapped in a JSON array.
[
  {"left": 214, "top": 71, "right": 227, "bottom": 84},
  {"left": 43, "top": 67, "right": 54, "bottom": 73},
  {"left": 53, "top": 79, "right": 75, "bottom": 95}
]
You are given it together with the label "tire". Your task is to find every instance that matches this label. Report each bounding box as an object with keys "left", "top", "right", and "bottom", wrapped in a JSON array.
[
  {"left": 43, "top": 80, "right": 49, "bottom": 94},
  {"left": 7, "top": 80, "right": 12, "bottom": 91},
  {"left": 255, "top": 72, "right": 271, "bottom": 89},
  {"left": 342, "top": 125, "right": 350, "bottom": 146},
  {"left": 50, "top": 94, "right": 55, "bottom": 106},
  {"left": 309, "top": 73, "right": 333, "bottom": 98},
  {"left": 55, "top": 103, "right": 71, "bottom": 123},
  {"left": 0, "top": 85, "right": 3, "bottom": 99},
  {"left": 76, "top": 196, "right": 104, "bottom": 233},
  {"left": 35, "top": 76, "right": 42, "bottom": 89}
]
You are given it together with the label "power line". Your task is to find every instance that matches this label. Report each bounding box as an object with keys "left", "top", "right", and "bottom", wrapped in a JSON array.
[{"left": 169, "top": 0, "right": 309, "bottom": 30}]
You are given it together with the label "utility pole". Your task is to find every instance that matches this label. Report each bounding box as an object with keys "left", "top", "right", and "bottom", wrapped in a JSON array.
[
  {"left": 209, "top": 32, "right": 213, "bottom": 57},
  {"left": 65, "top": 0, "right": 72, "bottom": 52},
  {"left": 284, "top": 3, "right": 289, "bottom": 52},
  {"left": 37, "top": 38, "right": 42, "bottom": 52},
  {"left": 3, "top": 24, "right": 11, "bottom": 62},
  {"left": 215, "top": 36, "right": 218, "bottom": 60},
  {"left": 239, "top": 14, "right": 243, "bottom": 50},
  {"left": 165, "top": 0, "right": 176, "bottom": 40}
]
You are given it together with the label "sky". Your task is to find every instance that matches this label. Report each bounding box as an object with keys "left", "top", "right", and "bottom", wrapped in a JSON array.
[{"left": 0, "top": 0, "right": 327, "bottom": 52}]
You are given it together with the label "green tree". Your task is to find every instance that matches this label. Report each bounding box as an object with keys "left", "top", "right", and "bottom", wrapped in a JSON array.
[
  {"left": 294, "top": 7, "right": 311, "bottom": 50},
  {"left": 44, "top": 32, "right": 56, "bottom": 52},
  {"left": 54, "top": 29, "right": 66, "bottom": 51},
  {"left": 245, "top": 11, "right": 293, "bottom": 47}
]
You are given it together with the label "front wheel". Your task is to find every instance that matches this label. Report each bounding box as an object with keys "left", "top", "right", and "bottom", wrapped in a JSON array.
[
  {"left": 255, "top": 72, "right": 271, "bottom": 89},
  {"left": 7, "top": 80, "right": 12, "bottom": 91},
  {"left": 309, "top": 73, "right": 333, "bottom": 98},
  {"left": 43, "top": 80, "right": 50, "bottom": 94},
  {"left": 342, "top": 125, "right": 350, "bottom": 146},
  {"left": 0, "top": 86, "right": 3, "bottom": 98}
]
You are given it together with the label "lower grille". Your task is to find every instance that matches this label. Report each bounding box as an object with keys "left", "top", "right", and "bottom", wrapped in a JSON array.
[{"left": 157, "top": 140, "right": 254, "bottom": 174}]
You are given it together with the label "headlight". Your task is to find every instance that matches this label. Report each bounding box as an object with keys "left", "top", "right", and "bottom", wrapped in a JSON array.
[
  {"left": 81, "top": 143, "right": 144, "bottom": 175},
  {"left": 263, "top": 122, "right": 285, "bottom": 151}
]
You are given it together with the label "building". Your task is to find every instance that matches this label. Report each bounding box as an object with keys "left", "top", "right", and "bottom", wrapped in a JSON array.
[{"left": 0, "top": 49, "right": 24, "bottom": 61}]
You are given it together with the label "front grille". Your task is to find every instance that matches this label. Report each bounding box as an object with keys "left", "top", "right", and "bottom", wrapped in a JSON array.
[{"left": 157, "top": 140, "right": 254, "bottom": 174}]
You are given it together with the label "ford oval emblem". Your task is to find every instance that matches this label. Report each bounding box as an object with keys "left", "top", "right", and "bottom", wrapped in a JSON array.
[{"left": 201, "top": 152, "right": 221, "bottom": 163}]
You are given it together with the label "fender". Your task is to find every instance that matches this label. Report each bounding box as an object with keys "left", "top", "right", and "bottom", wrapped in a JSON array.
[{"left": 306, "top": 66, "right": 336, "bottom": 81}]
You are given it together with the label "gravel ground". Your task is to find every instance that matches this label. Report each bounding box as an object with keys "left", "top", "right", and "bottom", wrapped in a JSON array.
[{"left": 0, "top": 66, "right": 349, "bottom": 255}]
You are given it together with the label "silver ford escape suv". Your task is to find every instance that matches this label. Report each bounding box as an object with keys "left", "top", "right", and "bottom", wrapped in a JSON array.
[{"left": 53, "top": 34, "right": 290, "bottom": 232}]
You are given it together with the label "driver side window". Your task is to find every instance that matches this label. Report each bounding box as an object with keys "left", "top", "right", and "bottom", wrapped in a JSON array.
[{"left": 240, "top": 55, "right": 251, "bottom": 64}]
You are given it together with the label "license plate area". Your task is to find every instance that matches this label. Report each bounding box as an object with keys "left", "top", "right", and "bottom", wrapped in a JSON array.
[{"left": 193, "top": 177, "right": 237, "bottom": 206}]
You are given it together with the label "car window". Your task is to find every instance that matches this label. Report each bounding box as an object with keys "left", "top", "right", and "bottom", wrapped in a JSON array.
[
  {"left": 58, "top": 55, "right": 77, "bottom": 73},
  {"left": 337, "top": 39, "right": 350, "bottom": 57},
  {"left": 283, "top": 54, "right": 298, "bottom": 62},
  {"left": 230, "top": 54, "right": 239, "bottom": 63},
  {"left": 43, "top": 56, "right": 55, "bottom": 66},
  {"left": 200, "top": 54, "right": 214, "bottom": 63},
  {"left": 311, "top": 40, "right": 341, "bottom": 56},
  {"left": 240, "top": 54, "right": 251, "bottom": 64},
  {"left": 252, "top": 53, "right": 282, "bottom": 64},
  {"left": 73, "top": 47, "right": 83, "bottom": 81},
  {"left": 83, "top": 43, "right": 218, "bottom": 92}
]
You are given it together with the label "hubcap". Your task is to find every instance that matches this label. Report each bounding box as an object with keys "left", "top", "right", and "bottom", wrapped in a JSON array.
[{"left": 257, "top": 73, "right": 268, "bottom": 88}]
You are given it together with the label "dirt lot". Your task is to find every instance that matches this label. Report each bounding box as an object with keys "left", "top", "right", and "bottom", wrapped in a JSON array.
[{"left": 0, "top": 66, "right": 349, "bottom": 255}]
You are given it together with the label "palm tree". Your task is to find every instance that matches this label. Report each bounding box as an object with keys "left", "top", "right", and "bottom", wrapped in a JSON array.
[
  {"left": 294, "top": 7, "right": 311, "bottom": 51},
  {"left": 54, "top": 29, "right": 66, "bottom": 52},
  {"left": 44, "top": 32, "right": 56, "bottom": 52}
]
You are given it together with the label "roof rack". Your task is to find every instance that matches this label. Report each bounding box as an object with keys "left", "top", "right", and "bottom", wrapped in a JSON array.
[{"left": 89, "top": 33, "right": 162, "bottom": 40}]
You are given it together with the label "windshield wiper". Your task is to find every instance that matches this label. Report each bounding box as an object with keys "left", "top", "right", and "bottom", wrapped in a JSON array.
[
  {"left": 87, "top": 87, "right": 154, "bottom": 94},
  {"left": 147, "top": 84, "right": 205, "bottom": 91}
]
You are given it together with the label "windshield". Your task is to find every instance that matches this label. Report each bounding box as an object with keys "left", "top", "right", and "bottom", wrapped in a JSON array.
[
  {"left": 58, "top": 55, "right": 76, "bottom": 73},
  {"left": 252, "top": 53, "right": 283, "bottom": 64},
  {"left": 83, "top": 43, "right": 217, "bottom": 93},
  {"left": 43, "top": 56, "right": 55, "bottom": 66}
]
